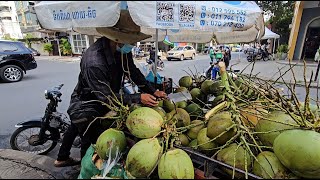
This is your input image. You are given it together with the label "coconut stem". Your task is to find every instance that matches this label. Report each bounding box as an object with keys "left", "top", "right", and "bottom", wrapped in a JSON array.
[
  {"left": 218, "top": 61, "right": 231, "bottom": 92},
  {"left": 176, "top": 121, "right": 204, "bottom": 131},
  {"left": 244, "top": 147, "right": 248, "bottom": 179},
  {"left": 205, "top": 101, "right": 229, "bottom": 120},
  {"left": 240, "top": 136, "right": 275, "bottom": 179},
  {"left": 232, "top": 142, "right": 242, "bottom": 179}
]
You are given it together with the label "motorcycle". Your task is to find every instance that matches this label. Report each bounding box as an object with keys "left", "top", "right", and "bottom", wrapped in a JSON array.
[
  {"left": 247, "top": 48, "right": 273, "bottom": 62},
  {"left": 146, "top": 55, "right": 165, "bottom": 71},
  {"left": 10, "top": 84, "right": 81, "bottom": 155}
]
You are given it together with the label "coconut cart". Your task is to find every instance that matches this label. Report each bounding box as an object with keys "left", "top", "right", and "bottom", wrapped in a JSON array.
[{"left": 33, "top": 1, "right": 284, "bottom": 179}]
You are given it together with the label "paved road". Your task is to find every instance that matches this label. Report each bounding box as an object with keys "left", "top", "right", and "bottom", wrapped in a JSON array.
[{"left": 0, "top": 52, "right": 318, "bottom": 160}]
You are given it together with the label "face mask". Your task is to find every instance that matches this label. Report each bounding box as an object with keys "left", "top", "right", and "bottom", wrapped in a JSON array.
[{"left": 116, "top": 44, "right": 134, "bottom": 54}]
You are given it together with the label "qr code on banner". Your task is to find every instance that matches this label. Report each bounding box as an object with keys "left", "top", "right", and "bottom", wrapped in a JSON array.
[
  {"left": 179, "top": 4, "right": 195, "bottom": 23},
  {"left": 156, "top": 2, "right": 174, "bottom": 22}
]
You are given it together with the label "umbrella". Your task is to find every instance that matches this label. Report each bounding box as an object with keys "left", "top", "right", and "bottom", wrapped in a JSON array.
[{"left": 34, "top": 1, "right": 265, "bottom": 85}]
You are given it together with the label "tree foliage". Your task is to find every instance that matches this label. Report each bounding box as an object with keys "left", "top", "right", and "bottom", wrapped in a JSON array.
[
  {"left": 60, "top": 38, "right": 72, "bottom": 56},
  {"left": 255, "top": 1, "right": 295, "bottom": 43},
  {"left": 3, "top": 34, "right": 17, "bottom": 41},
  {"left": 24, "top": 33, "right": 35, "bottom": 48}
]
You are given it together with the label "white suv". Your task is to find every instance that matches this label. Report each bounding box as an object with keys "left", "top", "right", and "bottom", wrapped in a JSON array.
[{"left": 167, "top": 46, "right": 196, "bottom": 61}]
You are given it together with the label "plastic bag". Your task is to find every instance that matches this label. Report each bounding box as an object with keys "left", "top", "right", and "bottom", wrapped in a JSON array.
[
  {"left": 78, "top": 145, "right": 101, "bottom": 179},
  {"left": 145, "top": 71, "right": 163, "bottom": 85}
]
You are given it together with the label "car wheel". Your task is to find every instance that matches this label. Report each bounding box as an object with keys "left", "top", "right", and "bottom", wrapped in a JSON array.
[
  {"left": 0, "top": 65, "right": 24, "bottom": 83},
  {"left": 180, "top": 55, "right": 184, "bottom": 61},
  {"left": 191, "top": 53, "right": 195, "bottom": 60}
]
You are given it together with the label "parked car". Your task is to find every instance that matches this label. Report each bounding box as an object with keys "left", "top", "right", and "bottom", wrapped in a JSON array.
[
  {"left": 0, "top": 40, "right": 37, "bottom": 82},
  {"left": 232, "top": 45, "right": 242, "bottom": 52},
  {"left": 203, "top": 46, "right": 209, "bottom": 54},
  {"left": 167, "top": 45, "right": 196, "bottom": 61},
  {"left": 28, "top": 47, "right": 41, "bottom": 56}
]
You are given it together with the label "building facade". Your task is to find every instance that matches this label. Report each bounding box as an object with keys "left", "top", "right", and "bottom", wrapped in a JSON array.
[
  {"left": 288, "top": 1, "right": 320, "bottom": 61},
  {"left": 14, "top": 1, "right": 94, "bottom": 55},
  {"left": 0, "top": 1, "right": 23, "bottom": 39}
]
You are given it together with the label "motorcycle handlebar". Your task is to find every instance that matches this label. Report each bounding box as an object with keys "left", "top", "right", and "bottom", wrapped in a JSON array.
[{"left": 54, "top": 84, "right": 64, "bottom": 90}]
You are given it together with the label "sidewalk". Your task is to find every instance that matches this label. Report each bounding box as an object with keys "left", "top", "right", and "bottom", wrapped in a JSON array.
[
  {"left": 231, "top": 59, "right": 320, "bottom": 88},
  {"left": 0, "top": 149, "right": 80, "bottom": 179},
  {"left": 35, "top": 55, "right": 81, "bottom": 62},
  {"left": 276, "top": 59, "right": 319, "bottom": 67}
]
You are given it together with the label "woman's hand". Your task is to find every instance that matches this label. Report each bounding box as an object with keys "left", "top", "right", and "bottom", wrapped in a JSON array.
[{"left": 141, "top": 94, "right": 158, "bottom": 107}]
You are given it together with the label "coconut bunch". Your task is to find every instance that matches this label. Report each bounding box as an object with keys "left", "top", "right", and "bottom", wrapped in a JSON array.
[
  {"left": 81, "top": 61, "right": 320, "bottom": 179},
  {"left": 173, "top": 61, "right": 320, "bottom": 179}
]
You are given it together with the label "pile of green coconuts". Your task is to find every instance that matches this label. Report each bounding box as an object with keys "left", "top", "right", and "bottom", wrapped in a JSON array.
[{"left": 84, "top": 62, "right": 320, "bottom": 179}]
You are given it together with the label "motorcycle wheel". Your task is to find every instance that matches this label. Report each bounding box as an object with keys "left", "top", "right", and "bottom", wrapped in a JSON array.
[
  {"left": 10, "top": 126, "right": 58, "bottom": 155},
  {"left": 247, "top": 56, "right": 253, "bottom": 62}
]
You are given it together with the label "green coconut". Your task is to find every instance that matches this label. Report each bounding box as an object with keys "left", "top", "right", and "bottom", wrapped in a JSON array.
[
  {"left": 157, "top": 100, "right": 164, "bottom": 107},
  {"left": 163, "top": 99, "right": 175, "bottom": 113},
  {"left": 255, "top": 111, "right": 298, "bottom": 147},
  {"left": 299, "top": 102, "right": 320, "bottom": 115},
  {"left": 152, "top": 106, "right": 166, "bottom": 120},
  {"left": 210, "top": 80, "right": 224, "bottom": 96},
  {"left": 273, "top": 130, "right": 320, "bottom": 179},
  {"left": 185, "top": 103, "right": 202, "bottom": 117},
  {"left": 190, "top": 87, "right": 207, "bottom": 104},
  {"left": 175, "top": 87, "right": 188, "bottom": 93},
  {"left": 126, "top": 138, "right": 162, "bottom": 178},
  {"left": 217, "top": 143, "right": 252, "bottom": 178},
  {"left": 186, "top": 120, "right": 205, "bottom": 140},
  {"left": 211, "top": 94, "right": 225, "bottom": 107},
  {"left": 129, "top": 103, "right": 143, "bottom": 112},
  {"left": 126, "top": 107, "right": 163, "bottom": 139},
  {"left": 253, "top": 151, "right": 288, "bottom": 179},
  {"left": 179, "top": 76, "right": 193, "bottom": 88},
  {"left": 95, "top": 128, "right": 127, "bottom": 160},
  {"left": 178, "top": 134, "right": 190, "bottom": 146},
  {"left": 197, "top": 128, "right": 217, "bottom": 153},
  {"left": 158, "top": 149, "right": 194, "bottom": 179},
  {"left": 176, "top": 101, "right": 188, "bottom": 109},
  {"left": 188, "top": 139, "right": 198, "bottom": 149},
  {"left": 207, "top": 111, "right": 237, "bottom": 145},
  {"left": 190, "top": 88, "right": 202, "bottom": 100},
  {"left": 201, "top": 80, "right": 214, "bottom": 95},
  {"left": 169, "top": 108, "right": 190, "bottom": 127}
]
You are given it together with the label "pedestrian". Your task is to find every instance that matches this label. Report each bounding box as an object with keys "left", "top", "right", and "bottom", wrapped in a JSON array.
[
  {"left": 209, "top": 47, "right": 214, "bottom": 64},
  {"left": 54, "top": 27, "right": 167, "bottom": 167}
]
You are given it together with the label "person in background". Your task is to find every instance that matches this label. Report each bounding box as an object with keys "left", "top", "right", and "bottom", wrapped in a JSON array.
[{"left": 209, "top": 47, "right": 214, "bottom": 64}]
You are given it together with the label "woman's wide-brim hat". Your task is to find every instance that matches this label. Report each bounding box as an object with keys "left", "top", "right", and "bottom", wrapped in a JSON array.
[{"left": 97, "top": 10, "right": 151, "bottom": 44}]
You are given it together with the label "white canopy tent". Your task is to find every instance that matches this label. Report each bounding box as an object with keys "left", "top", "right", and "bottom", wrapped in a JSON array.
[
  {"left": 34, "top": 1, "right": 265, "bottom": 84},
  {"left": 261, "top": 26, "right": 280, "bottom": 55}
]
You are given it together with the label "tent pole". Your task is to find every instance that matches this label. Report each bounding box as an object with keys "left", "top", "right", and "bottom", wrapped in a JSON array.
[
  {"left": 154, "top": 28, "right": 159, "bottom": 89},
  {"left": 273, "top": 38, "right": 276, "bottom": 56}
]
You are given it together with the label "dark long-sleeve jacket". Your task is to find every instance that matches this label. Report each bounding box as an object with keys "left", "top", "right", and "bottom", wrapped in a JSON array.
[{"left": 67, "top": 37, "right": 156, "bottom": 119}]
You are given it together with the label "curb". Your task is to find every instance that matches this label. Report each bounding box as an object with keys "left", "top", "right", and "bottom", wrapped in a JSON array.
[
  {"left": 275, "top": 60, "right": 319, "bottom": 67},
  {"left": 251, "top": 75, "right": 319, "bottom": 89},
  {"left": 0, "top": 149, "right": 80, "bottom": 179}
]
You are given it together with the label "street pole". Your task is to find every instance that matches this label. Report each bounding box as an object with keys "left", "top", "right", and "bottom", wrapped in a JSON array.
[
  {"left": 56, "top": 38, "right": 61, "bottom": 57},
  {"left": 154, "top": 29, "right": 158, "bottom": 88},
  {"left": 314, "top": 59, "right": 320, "bottom": 82}
]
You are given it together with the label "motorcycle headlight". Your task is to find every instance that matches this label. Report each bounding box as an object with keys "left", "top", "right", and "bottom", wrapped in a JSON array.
[{"left": 44, "top": 90, "right": 49, "bottom": 99}]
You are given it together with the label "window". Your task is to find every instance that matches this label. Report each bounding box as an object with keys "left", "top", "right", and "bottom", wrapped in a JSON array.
[
  {"left": 72, "top": 34, "right": 87, "bottom": 54},
  {"left": 2, "top": 17, "right": 12, "bottom": 20},
  {"left": 0, "top": 42, "right": 20, "bottom": 52}
]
